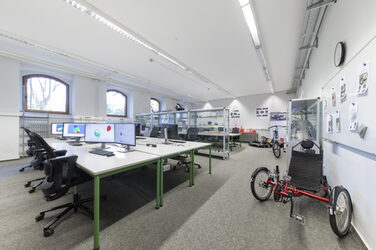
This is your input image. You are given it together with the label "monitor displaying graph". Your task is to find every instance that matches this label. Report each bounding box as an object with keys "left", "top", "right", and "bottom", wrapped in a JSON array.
[
  {"left": 85, "top": 123, "right": 115, "bottom": 143},
  {"left": 51, "top": 123, "right": 63, "bottom": 135},
  {"left": 63, "top": 123, "right": 86, "bottom": 138},
  {"left": 114, "top": 123, "right": 136, "bottom": 146}
]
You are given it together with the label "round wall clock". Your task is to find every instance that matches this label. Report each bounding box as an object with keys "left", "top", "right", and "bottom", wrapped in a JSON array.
[{"left": 334, "top": 41, "right": 345, "bottom": 67}]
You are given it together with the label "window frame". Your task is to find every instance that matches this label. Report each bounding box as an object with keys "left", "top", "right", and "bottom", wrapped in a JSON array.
[
  {"left": 150, "top": 98, "right": 161, "bottom": 113},
  {"left": 23, "top": 74, "right": 70, "bottom": 114},
  {"left": 106, "top": 89, "right": 128, "bottom": 118}
]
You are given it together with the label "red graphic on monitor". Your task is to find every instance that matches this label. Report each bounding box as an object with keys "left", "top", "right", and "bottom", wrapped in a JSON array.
[{"left": 107, "top": 125, "right": 112, "bottom": 132}]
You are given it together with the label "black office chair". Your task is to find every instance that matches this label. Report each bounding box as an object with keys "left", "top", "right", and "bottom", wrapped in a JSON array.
[
  {"left": 19, "top": 127, "right": 43, "bottom": 172},
  {"left": 150, "top": 126, "right": 160, "bottom": 138},
  {"left": 31, "top": 131, "right": 93, "bottom": 237},
  {"left": 173, "top": 128, "right": 202, "bottom": 172},
  {"left": 22, "top": 129, "right": 67, "bottom": 193}
]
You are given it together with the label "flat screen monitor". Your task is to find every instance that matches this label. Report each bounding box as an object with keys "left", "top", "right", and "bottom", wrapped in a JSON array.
[
  {"left": 51, "top": 123, "right": 63, "bottom": 135},
  {"left": 63, "top": 123, "right": 86, "bottom": 138},
  {"left": 85, "top": 123, "right": 115, "bottom": 143},
  {"left": 114, "top": 123, "right": 136, "bottom": 146},
  {"left": 167, "top": 124, "right": 179, "bottom": 139}
]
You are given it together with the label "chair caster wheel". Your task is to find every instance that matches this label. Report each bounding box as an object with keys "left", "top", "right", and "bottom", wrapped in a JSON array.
[
  {"left": 19, "top": 169, "right": 24, "bottom": 172},
  {"left": 43, "top": 228, "right": 54, "bottom": 237},
  {"left": 184, "top": 167, "right": 190, "bottom": 173},
  {"left": 35, "top": 213, "right": 44, "bottom": 222},
  {"left": 29, "top": 188, "right": 35, "bottom": 193},
  {"left": 25, "top": 182, "right": 31, "bottom": 187}
]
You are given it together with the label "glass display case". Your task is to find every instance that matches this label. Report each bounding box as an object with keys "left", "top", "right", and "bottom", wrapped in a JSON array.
[
  {"left": 169, "top": 111, "right": 189, "bottom": 134},
  {"left": 189, "top": 108, "right": 230, "bottom": 159},
  {"left": 287, "top": 98, "right": 321, "bottom": 163},
  {"left": 151, "top": 112, "right": 169, "bottom": 127},
  {"left": 135, "top": 113, "right": 152, "bottom": 135}
]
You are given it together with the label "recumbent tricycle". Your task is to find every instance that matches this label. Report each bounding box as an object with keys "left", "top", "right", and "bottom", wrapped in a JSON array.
[{"left": 250, "top": 139, "right": 353, "bottom": 237}]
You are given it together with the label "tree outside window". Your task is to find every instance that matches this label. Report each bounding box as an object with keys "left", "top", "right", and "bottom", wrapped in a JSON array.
[
  {"left": 107, "top": 90, "right": 127, "bottom": 117},
  {"left": 150, "top": 98, "right": 160, "bottom": 113},
  {"left": 23, "top": 75, "right": 69, "bottom": 114}
]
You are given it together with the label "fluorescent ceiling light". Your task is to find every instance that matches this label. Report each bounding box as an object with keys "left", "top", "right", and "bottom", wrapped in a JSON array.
[
  {"left": 241, "top": 4, "right": 260, "bottom": 47},
  {"left": 238, "top": 0, "right": 274, "bottom": 93},
  {"left": 238, "top": 0, "right": 249, "bottom": 7}
]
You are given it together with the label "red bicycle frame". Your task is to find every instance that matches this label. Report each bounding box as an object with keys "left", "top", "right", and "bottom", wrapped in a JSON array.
[{"left": 266, "top": 179, "right": 329, "bottom": 203}]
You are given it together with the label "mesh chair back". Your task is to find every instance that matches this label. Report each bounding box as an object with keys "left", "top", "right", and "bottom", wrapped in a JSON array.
[
  {"left": 186, "top": 127, "right": 199, "bottom": 141},
  {"left": 150, "top": 127, "right": 160, "bottom": 138}
]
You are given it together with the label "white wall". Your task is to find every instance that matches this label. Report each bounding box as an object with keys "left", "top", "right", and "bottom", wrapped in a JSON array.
[
  {"left": 298, "top": 1, "right": 376, "bottom": 248},
  {"left": 194, "top": 92, "right": 294, "bottom": 136},
  {"left": 0, "top": 57, "right": 20, "bottom": 160}
]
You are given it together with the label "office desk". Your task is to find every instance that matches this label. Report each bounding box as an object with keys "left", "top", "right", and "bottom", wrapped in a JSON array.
[
  {"left": 48, "top": 139, "right": 211, "bottom": 249},
  {"left": 48, "top": 140, "right": 160, "bottom": 250},
  {"left": 134, "top": 137, "right": 212, "bottom": 207}
]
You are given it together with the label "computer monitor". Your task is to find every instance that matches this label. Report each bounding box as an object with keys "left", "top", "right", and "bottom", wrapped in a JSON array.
[
  {"left": 85, "top": 123, "right": 115, "bottom": 149},
  {"left": 63, "top": 123, "right": 85, "bottom": 138},
  {"left": 51, "top": 123, "right": 63, "bottom": 135},
  {"left": 167, "top": 124, "right": 179, "bottom": 139},
  {"left": 114, "top": 123, "right": 136, "bottom": 152}
]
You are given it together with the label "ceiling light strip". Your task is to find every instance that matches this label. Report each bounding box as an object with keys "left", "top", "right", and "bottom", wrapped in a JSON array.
[
  {"left": 238, "top": 0, "right": 274, "bottom": 94},
  {"left": 64, "top": 0, "right": 235, "bottom": 98}
]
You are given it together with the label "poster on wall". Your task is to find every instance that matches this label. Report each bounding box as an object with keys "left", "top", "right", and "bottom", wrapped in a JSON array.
[
  {"left": 335, "top": 110, "right": 341, "bottom": 133},
  {"left": 340, "top": 77, "right": 347, "bottom": 103},
  {"left": 256, "top": 107, "right": 269, "bottom": 119},
  {"left": 230, "top": 109, "right": 240, "bottom": 119},
  {"left": 270, "top": 112, "right": 287, "bottom": 121},
  {"left": 327, "top": 114, "right": 333, "bottom": 134},
  {"left": 357, "top": 62, "right": 369, "bottom": 95},
  {"left": 331, "top": 87, "right": 336, "bottom": 106},
  {"left": 349, "top": 102, "right": 358, "bottom": 132}
]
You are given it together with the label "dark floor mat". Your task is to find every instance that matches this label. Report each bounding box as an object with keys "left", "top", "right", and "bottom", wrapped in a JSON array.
[{"left": 288, "top": 150, "right": 323, "bottom": 192}]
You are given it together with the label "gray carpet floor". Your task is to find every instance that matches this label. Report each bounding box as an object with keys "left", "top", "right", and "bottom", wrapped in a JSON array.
[{"left": 0, "top": 146, "right": 366, "bottom": 250}]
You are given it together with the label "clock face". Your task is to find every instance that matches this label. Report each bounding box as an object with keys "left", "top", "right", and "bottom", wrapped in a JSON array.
[{"left": 334, "top": 42, "right": 345, "bottom": 67}]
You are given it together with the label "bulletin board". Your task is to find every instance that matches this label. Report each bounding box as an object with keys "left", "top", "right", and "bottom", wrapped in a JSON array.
[{"left": 322, "top": 45, "right": 376, "bottom": 155}]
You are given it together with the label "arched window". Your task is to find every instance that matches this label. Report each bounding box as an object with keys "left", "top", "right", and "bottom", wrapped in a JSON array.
[
  {"left": 23, "top": 74, "right": 69, "bottom": 114},
  {"left": 107, "top": 90, "right": 127, "bottom": 117},
  {"left": 150, "top": 98, "right": 160, "bottom": 113}
]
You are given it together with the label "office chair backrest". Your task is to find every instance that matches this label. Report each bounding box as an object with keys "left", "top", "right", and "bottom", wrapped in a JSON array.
[
  {"left": 232, "top": 127, "right": 240, "bottom": 133},
  {"left": 29, "top": 131, "right": 57, "bottom": 159},
  {"left": 150, "top": 127, "right": 160, "bottom": 138},
  {"left": 186, "top": 127, "right": 200, "bottom": 141},
  {"left": 41, "top": 155, "right": 79, "bottom": 200}
]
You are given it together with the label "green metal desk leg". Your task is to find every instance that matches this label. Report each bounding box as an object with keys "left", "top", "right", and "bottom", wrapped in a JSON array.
[
  {"left": 189, "top": 150, "right": 193, "bottom": 187},
  {"left": 94, "top": 176, "right": 100, "bottom": 250},
  {"left": 209, "top": 145, "right": 212, "bottom": 174},
  {"left": 160, "top": 158, "right": 164, "bottom": 207},
  {"left": 191, "top": 151, "right": 195, "bottom": 186},
  {"left": 156, "top": 158, "right": 161, "bottom": 209}
]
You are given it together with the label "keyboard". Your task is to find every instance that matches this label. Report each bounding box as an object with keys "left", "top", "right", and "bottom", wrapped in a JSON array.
[
  {"left": 89, "top": 149, "right": 114, "bottom": 156},
  {"left": 136, "top": 137, "right": 147, "bottom": 140},
  {"left": 68, "top": 142, "right": 82, "bottom": 146},
  {"left": 170, "top": 140, "right": 186, "bottom": 143}
]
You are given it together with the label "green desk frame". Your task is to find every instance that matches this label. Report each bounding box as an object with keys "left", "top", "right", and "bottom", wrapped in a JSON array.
[{"left": 89, "top": 144, "right": 212, "bottom": 250}]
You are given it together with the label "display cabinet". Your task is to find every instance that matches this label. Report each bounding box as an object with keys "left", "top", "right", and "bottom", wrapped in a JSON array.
[
  {"left": 169, "top": 111, "right": 189, "bottom": 134},
  {"left": 189, "top": 108, "right": 230, "bottom": 159},
  {"left": 135, "top": 113, "right": 152, "bottom": 135},
  {"left": 287, "top": 98, "right": 321, "bottom": 163},
  {"left": 151, "top": 112, "right": 168, "bottom": 127}
]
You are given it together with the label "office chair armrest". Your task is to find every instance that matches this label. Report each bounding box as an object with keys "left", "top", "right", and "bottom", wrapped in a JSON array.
[
  {"left": 53, "top": 149, "right": 67, "bottom": 157},
  {"left": 49, "top": 154, "right": 78, "bottom": 164},
  {"left": 34, "top": 148, "right": 45, "bottom": 153}
]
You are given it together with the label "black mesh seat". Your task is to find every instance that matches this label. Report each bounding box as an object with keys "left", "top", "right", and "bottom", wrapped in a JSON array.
[{"left": 288, "top": 150, "right": 323, "bottom": 192}]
